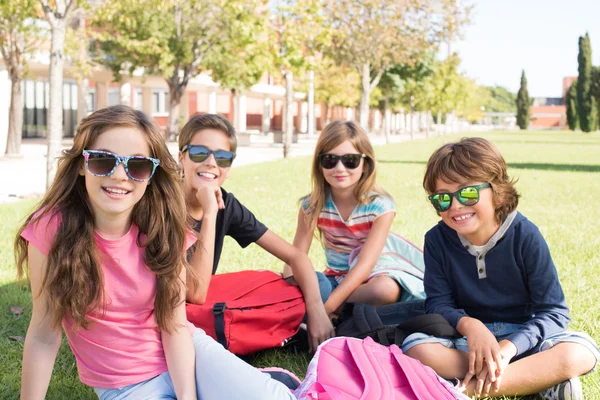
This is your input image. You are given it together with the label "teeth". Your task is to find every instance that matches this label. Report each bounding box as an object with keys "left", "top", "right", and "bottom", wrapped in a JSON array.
[
  {"left": 455, "top": 214, "right": 473, "bottom": 221},
  {"left": 198, "top": 172, "right": 217, "bottom": 179},
  {"left": 104, "top": 187, "right": 129, "bottom": 195}
]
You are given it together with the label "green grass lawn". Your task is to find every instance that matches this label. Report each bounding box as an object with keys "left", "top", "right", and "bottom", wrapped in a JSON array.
[{"left": 1, "top": 130, "right": 599, "bottom": 399}]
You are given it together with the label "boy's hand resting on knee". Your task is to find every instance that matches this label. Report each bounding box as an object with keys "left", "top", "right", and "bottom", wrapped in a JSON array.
[{"left": 458, "top": 317, "right": 503, "bottom": 389}]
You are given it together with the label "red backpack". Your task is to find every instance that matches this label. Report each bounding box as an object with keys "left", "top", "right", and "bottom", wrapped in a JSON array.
[{"left": 186, "top": 270, "right": 306, "bottom": 355}]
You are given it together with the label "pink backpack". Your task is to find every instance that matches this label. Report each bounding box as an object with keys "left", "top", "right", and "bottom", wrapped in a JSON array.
[{"left": 294, "top": 337, "right": 468, "bottom": 400}]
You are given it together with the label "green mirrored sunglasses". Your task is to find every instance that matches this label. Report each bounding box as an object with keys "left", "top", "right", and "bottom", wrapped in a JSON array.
[{"left": 428, "top": 183, "right": 492, "bottom": 212}]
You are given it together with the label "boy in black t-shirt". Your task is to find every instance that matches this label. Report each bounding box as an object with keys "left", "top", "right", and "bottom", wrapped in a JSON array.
[{"left": 178, "top": 114, "right": 334, "bottom": 352}]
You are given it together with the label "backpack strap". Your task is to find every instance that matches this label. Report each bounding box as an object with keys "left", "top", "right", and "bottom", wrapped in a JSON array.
[
  {"left": 353, "top": 338, "right": 393, "bottom": 400},
  {"left": 212, "top": 302, "right": 228, "bottom": 349}
]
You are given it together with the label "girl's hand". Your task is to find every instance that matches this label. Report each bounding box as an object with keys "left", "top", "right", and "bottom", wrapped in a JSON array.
[
  {"left": 461, "top": 320, "right": 501, "bottom": 389},
  {"left": 306, "top": 306, "right": 335, "bottom": 353},
  {"left": 195, "top": 185, "right": 224, "bottom": 216}
]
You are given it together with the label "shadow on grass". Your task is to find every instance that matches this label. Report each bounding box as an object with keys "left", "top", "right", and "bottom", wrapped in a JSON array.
[{"left": 378, "top": 160, "right": 600, "bottom": 173}]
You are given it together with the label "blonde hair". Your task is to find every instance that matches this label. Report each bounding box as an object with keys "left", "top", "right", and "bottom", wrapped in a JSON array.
[
  {"left": 304, "top": 120, "right": 390, "bottom": 233},
  {"left": 423, "top": 137, "right": 519, "bottom": 222},
  {"left": 15, "top": 105, "right": 194, "bottom": 333}
]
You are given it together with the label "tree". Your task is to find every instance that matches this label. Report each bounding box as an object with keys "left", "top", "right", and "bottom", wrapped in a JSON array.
[
  {"left": 326, "top": 0, "right": 470, "bottom": 130},
  {"left": 577, "top": 33, "right": 597, "bottom": 132},
  {"left": 268, "top": 0, "right": 330, "bottom": 157},
  {"left": 483, "top": 85, "right": 516, "bottom": 113},
  {"left": 515, "top": 70, "right": 530, "bottom": 130},
  {"left": 92, "top": 0, "right": 263, "bottom": 139},
  {"left": 566, "top": 80, "right": 578, "bottom": 131},
  {"left": 0, "top": 0, "right": 43, "bottom": 156},
  {"left": 65, "top": 7, "right": 93, "bottom": 124},
  {"left": 590, "top": 66, "right": 600, "bottom": 125},
  {"left": 40, "top": 0, "right": 78, "bottom": 188},
  {"left": 206, "top": 3, "right": 270, "bottom": 133}
]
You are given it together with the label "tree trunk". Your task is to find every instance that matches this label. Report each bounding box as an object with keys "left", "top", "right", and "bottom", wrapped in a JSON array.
[
  {"left": 167, "top": 83, "right": 183, "bottom": 141},
  {"left": 359, "top": 62, "right": 370, "bottom": 130},
  {"left": 76, "top": 78, "right": 88, "bottom": 126},
  {"left": 46, "top": 21, "right": 67, "bottom": 189},
  {"left": 283, "top": 71, "right": 294, "bottom": 158},
  {"left": 231, "top": 89, "right": 239, "bottom": 133},
  {"left": 323, "top": 102, "right": 330, "bottom": 126},
  {"left": 384, "top": 95, "right": 390, "bottom": 144},
  {"left": 6, "top": 72, "right": 23, "bottom": 156},
  {"left": 307, "top": 70, "right": 315, "bottom": 136}
]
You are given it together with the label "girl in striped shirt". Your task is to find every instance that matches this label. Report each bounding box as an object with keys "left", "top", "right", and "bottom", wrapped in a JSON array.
[{"left": 284, "top": 121, "right": 425, "bottom": 317}]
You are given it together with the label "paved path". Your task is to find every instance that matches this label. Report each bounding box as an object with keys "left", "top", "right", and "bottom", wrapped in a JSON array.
[{"left": 0, "top": 132, "right": 425, "bottom": 203}]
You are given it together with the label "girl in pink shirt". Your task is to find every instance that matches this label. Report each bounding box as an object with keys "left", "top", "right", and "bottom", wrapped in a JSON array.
[{"left": 15, "top": 105, "right": 294, "bottom": 400}]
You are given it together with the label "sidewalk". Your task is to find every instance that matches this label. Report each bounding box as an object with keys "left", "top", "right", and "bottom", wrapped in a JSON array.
[{"left": 0, "top": 132, "right": 424, "bottom": 203}]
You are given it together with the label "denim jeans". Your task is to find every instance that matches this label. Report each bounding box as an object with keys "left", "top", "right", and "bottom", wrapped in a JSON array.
[{"left": 94, "top": 328, "right": 295, "bottom": 400}]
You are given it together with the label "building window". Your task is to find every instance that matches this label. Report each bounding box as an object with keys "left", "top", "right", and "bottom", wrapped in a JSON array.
[
  {"left": 135, "top": 88, "right": 143, "bottom": 110},
  {"left": 152, "top": 89, "right": 169, "bottom": 114},
  {"left": 108, "top": 87, "right": 120, "bottom": 106},
  {"left": 87, "top": 88, "right": 96, "bottom": 112}
]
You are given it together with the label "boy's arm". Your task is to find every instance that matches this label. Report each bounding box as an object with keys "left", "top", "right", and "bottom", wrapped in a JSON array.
[
  {"left": 21, "top": 244, "right": 63, "bottom": 400},
  {"left": 505, "top": 226, "right": 570, "bottom": 356},
  {"left": 324, "top": 212, "right": 394, "bottom": 314},
  {"left": 257, "top": 230, "right": 334, "bottom": 353},
  {"left": 186, "top": 186, "right": 222, "bottom": 304},
  {"left": 162, "top": 269, "right": 197, "bottom": 400}
]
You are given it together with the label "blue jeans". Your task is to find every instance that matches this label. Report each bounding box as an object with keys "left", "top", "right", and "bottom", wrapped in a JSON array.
[
  {"left": 94, "top": 329, "right": 295, "bottom": 400},
  {"left": 402, "top": 321, "right": 600, "bottom": 371},
  {"left": 316, "top": 271, "right": 339, "bottom": 303}
]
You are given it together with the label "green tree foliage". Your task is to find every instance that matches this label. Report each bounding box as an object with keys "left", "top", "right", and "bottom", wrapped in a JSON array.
[
  {"left": 483, "top": 86, "right": 516, "bottom": 113},
  {"left": 326, "top": 0, "right": 470, "bottom": 130},
  {"left": 577, "top": 33, "right": 597, "bottom": 132},
  {"left": 516, "top": 70, "right": 530, "bottom": 130},
  {"left": 0, "top": 0, "right": 44, "bottom": 155},
  {"left": 590, "top": 66, "right": 600, "bottom": 126},
  {"left": 566, "top": 80, "right": 578, "bottom": 131},
  {"left": 91, "top": 0, "right": 266, "bottom": 139}
]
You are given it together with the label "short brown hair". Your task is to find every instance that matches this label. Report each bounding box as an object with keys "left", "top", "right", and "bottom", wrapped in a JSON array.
[
  {"left": 423, "top": 137, "right": 519, "bottom": 222},
  {"left": 178, "top": 113, "right": 237, "bottom": 153}
]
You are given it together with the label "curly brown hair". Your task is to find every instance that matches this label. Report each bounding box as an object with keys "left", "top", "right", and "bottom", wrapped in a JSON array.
[
  {"left": 423, "top": 137, "right": 519, "bottom": 223},
  {"left": 15, "top": 105, "right": 194, "bottom": 333}
]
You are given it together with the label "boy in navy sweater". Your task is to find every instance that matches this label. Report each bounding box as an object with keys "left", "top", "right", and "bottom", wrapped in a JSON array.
[{"left": 403, "top": 137, "right": 598, "bottom": 399}]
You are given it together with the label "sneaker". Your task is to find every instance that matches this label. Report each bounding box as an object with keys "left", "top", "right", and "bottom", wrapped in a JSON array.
[{"left": 534, "top": 377, "right": 583, "bottom": 400}]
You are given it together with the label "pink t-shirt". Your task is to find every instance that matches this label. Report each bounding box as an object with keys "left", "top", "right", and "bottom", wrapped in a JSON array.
[{"left": 21, "top": 211, "right": 197, "bottom": 389}]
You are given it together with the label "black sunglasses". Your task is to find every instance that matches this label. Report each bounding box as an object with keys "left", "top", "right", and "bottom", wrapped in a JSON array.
[
  {"left": 318, "top": 153, "right": 366, "bottom": 169},
  {"left": 428, "top": 183, "right": 492, "bottom": 212},
  {"left": 181, "top": 145, "right": 236, "bottom": 168}
]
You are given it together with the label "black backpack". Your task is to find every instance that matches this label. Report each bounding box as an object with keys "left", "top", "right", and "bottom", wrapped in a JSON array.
[{"left": 334, "top": 300, "right": 461, "bottom": 346}]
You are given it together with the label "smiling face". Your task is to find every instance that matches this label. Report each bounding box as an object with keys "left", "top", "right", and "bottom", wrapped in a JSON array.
[
  {"left": 179, "top": 128, "right": 231, "bottom": 201},
  {"left": 434, "top": 178, "right": 499, "bottom": 246},
  {"left": 321, "top": 140, "right": 364, "bottom": 193},
  {"left": 81, "top": 126, "right": 151, "bottom": 223}
]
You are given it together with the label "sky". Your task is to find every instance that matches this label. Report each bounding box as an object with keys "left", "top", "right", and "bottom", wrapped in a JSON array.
[{"left": 452, "top": 0, "right": 600, "bottom": 98}]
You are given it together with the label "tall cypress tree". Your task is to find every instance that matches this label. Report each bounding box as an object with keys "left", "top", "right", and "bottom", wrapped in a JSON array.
[
  {"left": 516, "top": 70, "right": 530, "bottom": 130},
  {"left": 566, "top": 80, "right": 578, "bottom": 130},
  {"left": 577, "top": 33, "right": 597, "bottom": 132}
]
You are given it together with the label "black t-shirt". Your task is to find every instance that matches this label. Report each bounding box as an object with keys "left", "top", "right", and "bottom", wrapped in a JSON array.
[{"left": 191, "top": 188, "right": 268, "bottom": 274}]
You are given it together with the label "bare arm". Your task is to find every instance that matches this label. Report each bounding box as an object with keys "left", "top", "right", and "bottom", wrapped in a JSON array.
[
  {"left": 162, "top": 268, "right": 197, "bottom": 400},
  {"left": 186, "top": 212, "right": 217, "bottom": 304},
  {"left": 282, "top": 207, "right": 314, "bottom": 278},
  {"left": 20, "top": 244, "right": 63, "bottom": 400},
  {"left": 324, "top": 212, "right": 395, "bottom": 314}
]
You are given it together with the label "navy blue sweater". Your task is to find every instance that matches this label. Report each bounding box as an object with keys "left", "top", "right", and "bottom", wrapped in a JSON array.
[{"left": 424, "top": 212, "right": 570, "bottom": 356}]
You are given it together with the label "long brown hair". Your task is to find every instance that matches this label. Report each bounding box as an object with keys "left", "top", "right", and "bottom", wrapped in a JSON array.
[
  {"left": 423, "top": 137, "right": 519, "bottom": 222},
  {"left": 15, "top": 105, "right": 193, "bottom": 333},
  {"left": 304, "top": 120, "right": 390, "bottom": 233}
]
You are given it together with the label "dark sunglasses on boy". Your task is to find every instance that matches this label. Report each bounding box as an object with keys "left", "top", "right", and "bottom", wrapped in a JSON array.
[
  {"left": 82, "top": 150, "right": 160, "bottom": 182},
  {"left": 318, "top": 153, "right": 366, "bottom": 170},
  {"left": 181, "top": 144, "right": 236, "bottom": 168},
  {"left": 428, "top": 183, "right": 492, "bottom": 212}
]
